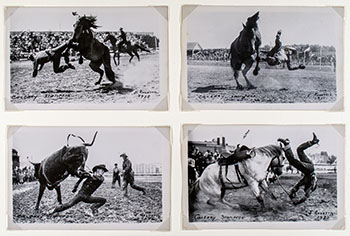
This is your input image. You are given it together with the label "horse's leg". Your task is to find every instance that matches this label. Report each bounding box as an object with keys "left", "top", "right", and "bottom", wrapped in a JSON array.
[
  {"left": 242, "top": 59, "right": 256, "bottom": 90},
  {"left": 35, "top": 183, "right": 46, "bottom": 211},
  {"left": 253, "top": 33, "right": 261, "bottom": 75},
  {"left": 233, "top": 69, "right": 243, "bottom": 90},
  {"left": 128, "top": 52, "right": 134, "bottom": 63},
  {"left": 134, "top": 50, "right": 140, "bottom": 61},
  {"left": 32, "top": 60, "right": 39, "bottom": 77},
  {"left": 260, "top": 180, "right": 277, "bottom": 200},
  {"left": 250, "top": 181, "right": 265, "bottom": 210},
  {"left": 55, "top": 186, "right": 62, "bottom": 205},
  {"left": 89, "top": 60, "right": 104, "bottom": 85},
  {"left": 113, "top": 51, "right": 118, "bottom": 66}
]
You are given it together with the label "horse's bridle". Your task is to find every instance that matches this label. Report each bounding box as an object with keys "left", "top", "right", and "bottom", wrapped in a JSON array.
[{"left": 268, "top": 154, "right": 284, "bottom": 173}]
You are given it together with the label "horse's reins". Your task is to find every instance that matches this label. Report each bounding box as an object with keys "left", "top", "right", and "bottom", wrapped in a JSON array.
[{"left": 275, "top": 175, "right": 292, "bottom": 200}]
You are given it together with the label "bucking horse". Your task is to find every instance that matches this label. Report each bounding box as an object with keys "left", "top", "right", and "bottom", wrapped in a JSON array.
[
  {"left": 71, "top": 13, "right": 120, "bottom": 86},
  {"left": 28, "top": 131, "right": 98, "bottom": 211},
  {"left": 229, "top": 11, "right": 261, "bottom": 90},
  {"left": 189, "top": 144, "right": 285, "bottom": 211}
]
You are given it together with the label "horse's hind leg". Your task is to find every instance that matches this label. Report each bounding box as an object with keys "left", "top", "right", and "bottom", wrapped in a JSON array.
[
  {"left": 55, "top": 186, "right": 62, "bottom": 205},
  {"left": 113, "top": 51, "right": 118, "bottom": 66},
  {"left": 89, "top": 61, "right": 104, "bottom": 85},
  {"left": 35, "top": 183, "right": 46, "bottom": 211},
  {"left": 32, "top": 60, "right": 39, "bottom": 77},
  {"left": 128, "top": 52, "right": 134, "bottom": 63},
  {"left": 233, "top": 69, "right": 243, "bottom": 90},
  {"left": 134, "top": 50, "right": 140, "bottom": 61},
  {"left": 242, "top": 59, "right": 256, "bottom": 89}
]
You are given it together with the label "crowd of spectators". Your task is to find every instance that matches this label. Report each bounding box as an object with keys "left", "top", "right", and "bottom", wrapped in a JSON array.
[
  {"left": 188, "top": 145, "right": 221, "bottom": 185},
  {"left": 187, "top": 49, "right": 230, "bottom": 61},
  {"left": 10, "top": 30, "right": 159, "bottom": 61},
  {"left": 12, "top": 166, "right": 36, "bottom": 185}
]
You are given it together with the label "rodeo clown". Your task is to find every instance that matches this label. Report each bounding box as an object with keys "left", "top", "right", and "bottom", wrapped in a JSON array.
[
  {"left": 277, "top": 133, "right": 319, "bottom": 205},
  {"left": 120, "top": 153, "right": 147, "bottom": 197},
  {"left": 50, "top": 164, "right": 108, "bottom": 216}
]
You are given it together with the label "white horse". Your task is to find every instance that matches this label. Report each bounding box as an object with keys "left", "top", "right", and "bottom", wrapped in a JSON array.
[{"left": 189, "top": 145, "right": 285, "bottom": 210}]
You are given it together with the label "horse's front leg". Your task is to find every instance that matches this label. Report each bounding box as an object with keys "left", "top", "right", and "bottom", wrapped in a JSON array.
[
  {"left": 250, "top": 181, "right": 265, "bottom": 210},
  {"left": 253, "top": 48, "right": 260, "bottom": 76},
  {"left": 260, "top": 180, "right": 277, "bottom": 200}
]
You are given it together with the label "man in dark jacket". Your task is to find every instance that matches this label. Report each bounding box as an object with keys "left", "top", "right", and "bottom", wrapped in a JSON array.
[
  {"left": 111, "top": 163, "right": 121, "bottom": 188},
  {"left": 120, "top": 153, "right": 146, "bottom": 197},
  {"left": 278, "top": 133, "right": 319, "bottom": 205},
  {"left": 50, "top": 164, "right": 108, "bottom": 216}
]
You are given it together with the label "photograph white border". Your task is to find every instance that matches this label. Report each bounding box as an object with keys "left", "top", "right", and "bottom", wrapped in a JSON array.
[
  {"left": 4, "top": 6, "right": 168, "bottom": 111},
  {"left": 6, "top": 125, "right": 171, "bottom": 230},
  {"left": 181, "top": 6, "right": 344, "bottom": 111},
  {"left": 182, "top": 124, "right": 345, "bottom": 229}
]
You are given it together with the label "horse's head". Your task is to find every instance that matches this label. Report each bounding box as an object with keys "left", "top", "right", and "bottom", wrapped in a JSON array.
[
  {"left": 267, "top": 145, "right": 285, "bottom": 176},
  {"left": 72, "top": 13, "right": 99, "bottom": 41},
  {"left": 246, "top": 11, "right": 259, "bottom": 29},
  {"left": 63, "top": 131, "right": 98, "bottom": 176},
  {"left": 256, "top": 144, "right": 285, "bottom": 176}
]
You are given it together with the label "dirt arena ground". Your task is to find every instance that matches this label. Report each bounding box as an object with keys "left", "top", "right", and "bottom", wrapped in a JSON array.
[
  {"left": 189, "top": 173, "right": 337, "bottom": 222},
  {"left": 10, "top": 53, "right": 160, "bottom": 104},
  {"left": 12, "top": 176, "right": 162, "bottom": 224},
  {"left": 187, "top": 61, "right": 337, "bottom": 104}
]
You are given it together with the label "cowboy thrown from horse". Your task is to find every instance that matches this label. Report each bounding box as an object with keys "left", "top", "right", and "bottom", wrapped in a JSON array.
[
  {"left": 277, "top": 133, "right": 319, "bottom": 205},
  {"left": 50, "top": 164, "right": 108, "bottom": 216},
  {"left": 29, "top": 38, "right": 76, "bottom": 77},
  {"left": 265, "top": 30, "right": 283, "bottom": 66}
]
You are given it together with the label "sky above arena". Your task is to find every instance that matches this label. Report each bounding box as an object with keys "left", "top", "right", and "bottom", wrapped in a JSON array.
[
  {"left": 185, "top": 6, "right": 342, "bottom": 48},
  {"left": 8, "top": 7, "right": 164, "bottom": 37},
  {"left": 187, "top": 125, "right": 343, "bottom": 158},
  {"left": 10, "top": 127, "right": 169, "bottom": 169}
]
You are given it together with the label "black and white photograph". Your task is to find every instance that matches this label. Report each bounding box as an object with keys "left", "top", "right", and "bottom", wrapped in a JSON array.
[
  {"left": 8, "top": 126, "right": 170, "bottom": 230},
  {"left": 183, "top": 125, "right": 344, "bottom": 229},
  {"left": 6, "top": 7, "right": 168, "bottom": 110},
  {"left": 181, "top": 6, "right": 343, "bottom": 110}
]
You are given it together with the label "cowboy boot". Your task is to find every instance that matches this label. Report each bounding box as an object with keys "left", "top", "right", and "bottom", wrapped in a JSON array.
[
  {"left": 310, "top": 132, "right": 319, "bottom": 145},
  {"left": 277, "top": 138, "right": 290, "bottom": 146}
]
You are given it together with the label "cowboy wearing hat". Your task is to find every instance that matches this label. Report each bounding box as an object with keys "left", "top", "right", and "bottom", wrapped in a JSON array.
[
  {"left": 50, "top": 164, "right": 108, "bottom": 216},
  {"left": 120, "top": 153, "right": 146, "bottom": 197},
  {"left": 117, "top": 27, "right": 128, "bottom": 52},
  {"left": 111, "top": 163, "right": 121, "bottom": 188}
]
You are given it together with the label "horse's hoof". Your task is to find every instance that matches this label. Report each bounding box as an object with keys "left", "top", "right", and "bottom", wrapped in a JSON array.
[
  {"left": 95, "top": 81, "right": 101, "bottom": 86},
  {"left": 236, "top": 85, "right": 244, "bottom": 90},
  {"left": 299, "top": 65, "right": 306, "bottom": 69},
  {"left": 253, "top": 68, "right": 260, "bottom": 76},
  {"left": 247, "top": 85, "right": 257, "bottom": 90}
]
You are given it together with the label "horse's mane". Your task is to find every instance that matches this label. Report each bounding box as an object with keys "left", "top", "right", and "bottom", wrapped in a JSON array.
[
  {"left": 80, "top": 15, "right": 99, "bottom": 29},
  {"left": 255, "top": 145, "right": 282, "bottom": 158}
]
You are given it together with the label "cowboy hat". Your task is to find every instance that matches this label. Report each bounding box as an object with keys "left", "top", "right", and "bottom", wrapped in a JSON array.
[
  {"left": 120, "top": 153, "right": 128, "bottom": 158},
  {"left": 92, "top": 164, "right": 108, "bottom": 172}
]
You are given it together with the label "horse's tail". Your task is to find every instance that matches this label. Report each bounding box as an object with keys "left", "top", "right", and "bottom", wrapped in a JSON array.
[
  {"left": 135, "top": 44, "right": 151, "bottom": 53},
  {"left": 27, "top": 157, "right": 40, "bottom": 179}
]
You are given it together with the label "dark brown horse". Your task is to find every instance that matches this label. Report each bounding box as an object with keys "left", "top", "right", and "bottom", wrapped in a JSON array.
[
  {"left": 71, "top": 14, "right": 116, "bottom": 85},
  {"left": 229, "top": 12, "right": 261, "bottom": 90},
  {"left": 104, "top": 33, "right": 150, "bottom": 66}
]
